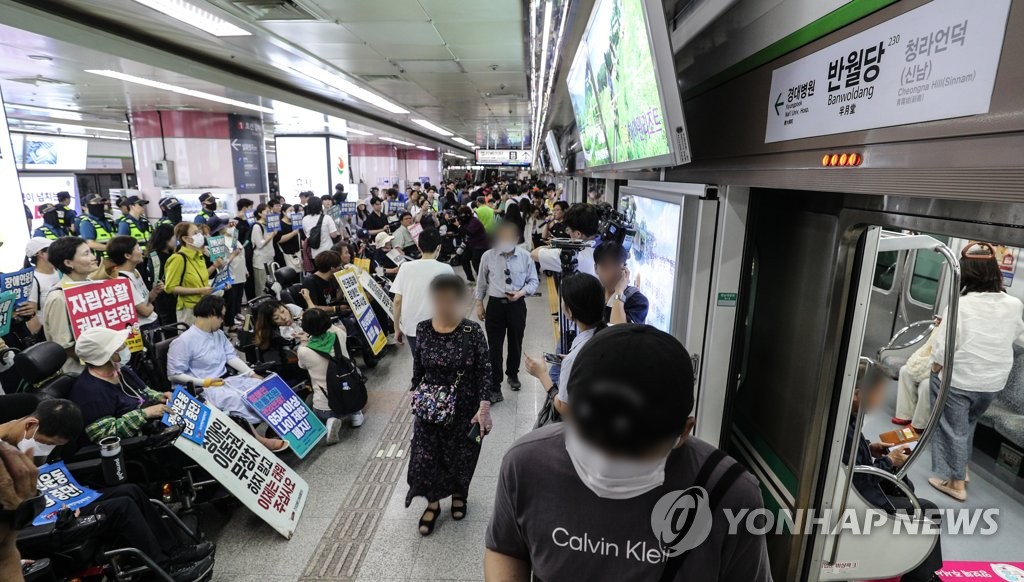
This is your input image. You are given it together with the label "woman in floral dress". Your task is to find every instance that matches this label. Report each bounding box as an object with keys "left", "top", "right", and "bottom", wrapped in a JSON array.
[{"left": 405, "top": 274, "right": 493, "bottom": 535}]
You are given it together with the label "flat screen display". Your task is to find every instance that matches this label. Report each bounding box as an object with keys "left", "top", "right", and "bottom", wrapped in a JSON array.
[
  {"left": 567, "top": 0, "right": 689, "bottom": 170},
  {"left": 21, "top": 135, "right": 88, "bottom": 170},
  {"left": 617, "top": 193, "right": 680, "bottom": 333},
  {"left": 475, "top": 149, "right": 534, "bottom": 166},
  {"left": 275, "top": 136, "right": 329, "bottom": 203}
]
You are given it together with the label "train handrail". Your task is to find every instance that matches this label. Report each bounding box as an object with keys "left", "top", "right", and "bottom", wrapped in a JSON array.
[
  {"left": 896, "top": 244, "right": 960, "bottom": 480},
  {"left": 878, "top": 319, "right": 936, "bottom": 355},
  {"left": 852, "top": 465, "right": 923, "bottom": 518}
]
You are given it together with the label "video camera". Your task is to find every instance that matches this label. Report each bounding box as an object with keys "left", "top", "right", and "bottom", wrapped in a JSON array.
[
  {"left": 595, "top": 205, "right": 636, "bottom": 252},
  {"left": 548, "top": 237, "right": 590, "bottom": 274}
]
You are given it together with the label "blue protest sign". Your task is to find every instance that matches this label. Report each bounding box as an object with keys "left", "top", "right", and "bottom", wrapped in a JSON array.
[
  {"left": 290, "top": 212, "right": 304, "bottom": 229},
  {"left": 245, "top": 209, "right": 255, "bottom": 224},
  {"left": 245, "top": 374, "right": 326, "bottom": 459},
  {"left": 34, "top": 461, "right": 103, "bottom": 526},
  {"left": 212, "top": 269, "right": 233, "bottom": 293},
  {"left": 266, "top": 213, "right": 281, "bottom": 233},
  {"left": 0, "top": 267, "right": 34, "bottom": 306},
  {"left": 162, "top": 386, "right": 211, "bottom": 445},
  {"left": 339, "top": 202, "right": 357, "bottom": 217}
]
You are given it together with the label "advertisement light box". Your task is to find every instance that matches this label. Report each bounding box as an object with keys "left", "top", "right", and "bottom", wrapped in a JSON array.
[
  {"left": 21, "top": 135, "right": 88, "bottom": 170},
  {"left": 475, "top": 149, "right": 534, "bottom": 166}
]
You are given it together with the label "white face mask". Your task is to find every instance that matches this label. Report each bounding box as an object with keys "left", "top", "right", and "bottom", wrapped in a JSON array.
[
  {"left": 19, "top": 427, "right": 56, "bottom": 458},
  {"left": 116, "top": 346, "right": 132, "bottom": 366},
  {"left": 190, "top": 233, "right": 205, "bottom": 248},
  {"left": 564, "top": 426, "right": 679, "bottom": 500},
  {"left": 497, "top": 241, "right": 516, "bottom": 254}
]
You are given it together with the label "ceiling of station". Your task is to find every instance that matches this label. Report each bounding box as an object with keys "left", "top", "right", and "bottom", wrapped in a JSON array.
[{"left": 1, "top": 0, "right": 535, "bottom": 149}]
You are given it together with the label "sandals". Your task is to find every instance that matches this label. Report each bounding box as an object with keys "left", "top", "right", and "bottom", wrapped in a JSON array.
[
  {"left": 451, "top": 496, "right": 468, "bottom": 521},
  {"left": 928, "top": 477, "right": 967, "bottom": 502},
  {"left": 419, "top": 503, "right": 440, "bottom": 536}
]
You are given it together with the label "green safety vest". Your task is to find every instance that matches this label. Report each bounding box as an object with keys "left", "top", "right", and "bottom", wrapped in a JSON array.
[
  {"left": 195, "top": 210, "right": 214, "bottom": 224},
  {"left": 156, "top": 217, "right": 175, "bottom": 229},
  {"left": 36, "top": 225, "right": 63, "bottom": 240},
  {"left": 80, "top": 215, "right": 113, "bottom": 259},
  {"left": 123, "top": 216, "right": 151, "bottom": 250}
]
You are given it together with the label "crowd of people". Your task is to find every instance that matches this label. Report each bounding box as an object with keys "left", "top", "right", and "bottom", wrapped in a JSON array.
[{"left": 7, "top": 175, "right": 1016, "bottom": 582}]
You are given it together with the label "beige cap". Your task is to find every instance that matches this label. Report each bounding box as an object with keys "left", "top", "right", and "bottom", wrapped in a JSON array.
[{"left": 75, "top": 326, "right": 130, "bottom": 366}]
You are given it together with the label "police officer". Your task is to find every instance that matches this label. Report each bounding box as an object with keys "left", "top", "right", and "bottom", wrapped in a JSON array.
[
  {"left": 77, "top": 195, "right": 115, "bottom": 260},
  {"left": 118, "top": 196, "right": 154, "bottom": 282},
  {"left": 33, "top": 203, "right": 67, "bottom": 240},
  {"left": 113, "top": 195, "right": 132, "bottom": 229},
  {"left": 156, "top": 197, "right": 182, "bottom": 228},
  {"left": 56, "top": 190, "right": 77, "bottom": 234},
  {"left": 194, "top": 192, "right": 218, "bottom": 226}
]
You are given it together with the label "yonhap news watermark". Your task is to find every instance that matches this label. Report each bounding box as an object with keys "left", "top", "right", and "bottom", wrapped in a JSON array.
[{"left": 723, "top": 507, "right": 1000, "bottom": 536}]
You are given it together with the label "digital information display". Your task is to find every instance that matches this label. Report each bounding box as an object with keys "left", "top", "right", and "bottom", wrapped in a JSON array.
[
  {"left": 567, "top": 0, "right": 689, "bottom": 170},
  {"left": 475, "top": 149, "right": 534, "bottom": 166},
  {"left": 21, "top": 135, "right": 88, "bottom": 171},
  {"left": 618, "top": 193, "right": 680, "bottom": 333},
  {"left": 275, "top": 136, "right": 330, "bottom": 203}
]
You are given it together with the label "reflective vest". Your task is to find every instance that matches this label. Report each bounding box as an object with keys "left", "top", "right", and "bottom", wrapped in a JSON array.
[
  {"left": 79, "top": 215, "right": 113, "bottom": 259},
  {"left": 122, "top": 216, "right": 152, "bottom": 250},
  {"left": 156, "top": 217, "right": 175, "bottom": 229},
  {"left": 195, "top": 210, "right": 214, "bottom": 224},
  {"left": 34, "top": 225, "right": 65, "bottom": 240}
]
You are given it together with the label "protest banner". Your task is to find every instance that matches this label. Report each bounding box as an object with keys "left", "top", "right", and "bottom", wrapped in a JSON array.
[
  {"left": 357, "top": 270, "right": 393, "bottom": 319},
  {"left": 0, "top": 267, "right": 35, "bottom": 306},
  {"left": 352, "top": 257, "right": 371, "bottom": 272},
  {"left": 245, "top": 209, "right": 255, "bottom": 224},
  {"left": 162, "top": 386, "right": 211, "bottom": 446},
  {"left": 212, "top": 268, "right": 233, "bottom": 293},
  {"left": 407, "top": 222, "right": 423, "bottom": 243},
  {"left": 266, "top": 213, "right": 281, "bottom": 233},
  {"left": 173, "top": 404, "right": 308, "bottom": 538},
  {"left": 63, "top": 279, "right": 138, "bottom": 339},
  {"left": 0, "top": 291, "right": 16, "bottom": 336},
  {"left": 33, "top": 462, "right": 103, "bottom": 526},
  {"left": 290, "top": 212, "right": 304, "bottom": 229},
  {"left": 335, "top": 267, "right": 387, "bottom": 355},
  {"left": 207, "top": 235, "right": 228, "bottom": 263},
  {"left": 339, "top": 201, "right": 357, "bottom": 217},
  {"left": 245, "top": 374, "right": 325, "bottom": 459}
]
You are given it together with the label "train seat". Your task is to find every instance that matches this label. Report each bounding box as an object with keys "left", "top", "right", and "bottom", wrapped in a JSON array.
[{"left": 979, "top": 345, "right": 1024, "bottom": 448}]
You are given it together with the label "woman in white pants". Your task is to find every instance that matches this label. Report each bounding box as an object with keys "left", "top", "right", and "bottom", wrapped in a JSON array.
[{"left": 893, "top": 327, "right": 938, "bottom": 430}]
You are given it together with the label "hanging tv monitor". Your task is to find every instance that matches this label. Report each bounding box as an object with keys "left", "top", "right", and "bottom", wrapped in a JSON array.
[
  {"left": 545, "top": 130, "right": 564, "bottom": 173},
  {"left": 566, "top": 0, "right": 690, "bottom": 171}
]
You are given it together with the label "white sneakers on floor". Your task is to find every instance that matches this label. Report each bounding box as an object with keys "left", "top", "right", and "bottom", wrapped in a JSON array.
[{"left": 325, "top": 411, "right": 365, "bottom": 445}]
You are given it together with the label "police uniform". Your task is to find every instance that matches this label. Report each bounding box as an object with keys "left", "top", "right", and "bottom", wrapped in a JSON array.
[
  {"left": 33, "top": 224, "right": 66, "bottom": 240},
  {"left": 78, "top": 214, "right": 114, "bottom": 260}
]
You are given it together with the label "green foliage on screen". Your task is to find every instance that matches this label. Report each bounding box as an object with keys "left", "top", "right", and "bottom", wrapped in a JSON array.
[{"left": 567, "top": 0, "right": 671, "bottom": 168}]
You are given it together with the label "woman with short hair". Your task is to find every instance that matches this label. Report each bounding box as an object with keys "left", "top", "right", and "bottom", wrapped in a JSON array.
[
  {"left": 405, "top": 274, "right": 492, "bottom": 535},
  {"left": 164, "top": 222, "right": 215, "bottom": 325},
  {"left": 928, "top": 242, "right": 1024, "bottom": 501}
]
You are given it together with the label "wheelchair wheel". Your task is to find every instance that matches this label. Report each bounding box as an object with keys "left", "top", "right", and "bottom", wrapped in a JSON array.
[{"left": 362, "top": 346, "right": 379, "bottom": 368}]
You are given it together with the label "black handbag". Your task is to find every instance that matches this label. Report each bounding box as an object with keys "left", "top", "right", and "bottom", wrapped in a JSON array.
[
  {"left": 533, "top": 386, "right": 562, "bottom": 429},
  {"left": 313, "top": 338, "right": 368, "bottom": 415}
]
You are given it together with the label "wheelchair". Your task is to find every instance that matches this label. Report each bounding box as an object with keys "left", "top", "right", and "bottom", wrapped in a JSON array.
[{"left": 16, "top": 498, "right": 212, "bottom": 582}]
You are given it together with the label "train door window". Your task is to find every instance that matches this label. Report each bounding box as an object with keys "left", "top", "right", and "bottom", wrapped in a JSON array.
[
  {"left": 908, "top": 234, "right": 951, "bottom": 305},
  {"left": 873, "top": 250, "right": 899, "bottom": 291}
]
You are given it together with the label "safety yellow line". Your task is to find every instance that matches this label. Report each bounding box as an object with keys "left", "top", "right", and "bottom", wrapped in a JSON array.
[{"left": 547, "top": 275, "right": 560, "bottom": 344}]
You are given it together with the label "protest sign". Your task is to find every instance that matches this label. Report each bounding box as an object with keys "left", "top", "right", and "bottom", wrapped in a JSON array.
[
  {"left": 212, "top": 268, "right": 233, "bottom": 293},
  {"left": 245, "top": 374, "right": 325, "bottom": 459},
  {"left": 0, "top": 291, "right": 16, "bottom": 336},
  {"left": 266, "top": 213, "right": 281, "bottom": 233},
  {"left": 335, "top": 267, "right": 387, "bottom": 355},
  {"left": 63, "top": 279, "right": 138, "bottom": 339},
  {"left": 938, "top": 562, "right": 1024, "bottom": 581},
  {"left": 339, "top": 201, "right": 357, "bottom": 217},
  {"left": 0, "top": 267, "right": 35, "bottom": 306},
  {"left": 357, "top": 270, "right": 393, "bottom": 318},
  {"left": 162, "top": 386, "right": 211, "bottom": 446},
  {"left": 33, "top": 462, "right": 103, "bottom": 526},
  {"left": 407, "top": 223, "right": 423, "bottom": 242},
  {"left": 207, "top": 235, "right": 228, "bottom": 263},
  {"left": 352, "top": 257, "right": 371, "bottom": 272},
  {"left": 173, "top": 405, "right": 308, "bottom": 538},
  {"left": 290, "top": 212, "right": 304, "bottom": 229},
  {"left": 245, "top": 209, "right": 255, "bottom": 224}
]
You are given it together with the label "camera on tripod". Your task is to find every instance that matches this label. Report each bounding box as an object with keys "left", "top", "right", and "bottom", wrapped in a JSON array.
[
  {"left": 595, "top": 206, "right": 636, "bottom": 251},
  {"left": 548, "top": 238, "right": 590, "bottom": 274}
]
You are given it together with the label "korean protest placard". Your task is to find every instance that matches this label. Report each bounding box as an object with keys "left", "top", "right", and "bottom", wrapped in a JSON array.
[
  {"left": 245, "top": 374, "right": 326, "bottom": 459},
  {"left": 63, "top": 279, "right": 138, "bottom": 339},
  {"left": 0, "top": 267, "right": 35, "bottom": 306},
  {"left": 207, "top": 235, "right": 228, "bottom": 263},
  {"left": 33, "top": 462, "right": 103, "bottom": 526},
  {"left": 161, "top": 386, "right": 211, "bottom": 446},
  {"left": 335, "top": 267, "right": 387, "bottom": 354}
]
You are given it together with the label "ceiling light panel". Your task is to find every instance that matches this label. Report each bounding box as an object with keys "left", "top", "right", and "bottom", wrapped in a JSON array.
[
  {"left": 132, "top": 0, "right": 251, "bottom": 37},
  {"left": 380, "top": 136, "right": 415, "bottom": 146},
  {"left": 85, "top": 70, "right": 274, "bottom": 113},
  {"left": 452, "top": 136, "right": 475, "bottom": 147},
  {"left": 289, "top": 63, "right": 409, "bottom": 115},
  {"left": 416, "top": 145, "right": 434, "bottom": 151},
  {"left": 411, "top": 118, "right": 454, "bottom": 136}
]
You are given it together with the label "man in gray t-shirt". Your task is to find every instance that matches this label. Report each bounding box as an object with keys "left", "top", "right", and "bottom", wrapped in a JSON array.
[{"left": 484, "top": 325, "right": 773, "bottom": 582}]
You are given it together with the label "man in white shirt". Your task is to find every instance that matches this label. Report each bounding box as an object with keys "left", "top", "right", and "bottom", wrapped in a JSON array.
[
  {"left": 301, "top": 197, "right": 339, "bottom": 258},
  {"left": 531, "top": 203, "right": 599, "bottom": 277},
  {"left": 391, "top": 229, "right": 454, "bottom": 353},
  {"left": 25, "top": 237, "right": 58, "bottom": 336}
]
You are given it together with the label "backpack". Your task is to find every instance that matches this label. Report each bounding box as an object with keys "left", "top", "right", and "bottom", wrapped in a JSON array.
[
  {"left": 306, "top": 214, "right": 326, "bottom": 249},
  {"left": 312, "top": 338, "right": 368, "bottom": 415}
]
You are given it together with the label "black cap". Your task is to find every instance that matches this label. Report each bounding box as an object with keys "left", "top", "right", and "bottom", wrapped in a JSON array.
[
  {"left": 158, "top": 197, "right": 180, "bottom": 211},
  {"left": 85, "top": 194, "right": 108, "bottom": 206},
  {"left": 568, "top": 324, "right": 695, "bottom": 454},
  {"left": 199, "top": 192, "right": 216, "bottom": 203},
  {"left": 56, "top": 191, "right": 71, "bottom": 202},
  {"left": 125, "top": 195, "right": 148, "bottom": 206},
  {"left": 38, "top": 203, "right": 58, "bottom": 215},
  {"left": 207, "top": 215, "right": 227, "bottom": 234}
]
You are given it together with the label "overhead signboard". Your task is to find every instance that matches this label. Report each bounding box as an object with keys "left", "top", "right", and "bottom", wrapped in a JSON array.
[
  {"left": 228, "top": 113, "right": 267, "bottom": 194},
  {"left": 475, "top": 149, "right": 534, "bottom": 166},
  {"left": 765, "top": 0, "right": 1010, "bottom": 143},
  {"left": 21, "top": 174, "right": 80, "bottom": 232}
]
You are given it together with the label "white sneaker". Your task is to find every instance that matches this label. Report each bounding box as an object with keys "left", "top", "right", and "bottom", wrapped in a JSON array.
[
  {"left": 349, "top": 410, "right": 365, "bottom": 428},
  {"left": 326, "top": 417, "right": 342, "bottom": 445}
]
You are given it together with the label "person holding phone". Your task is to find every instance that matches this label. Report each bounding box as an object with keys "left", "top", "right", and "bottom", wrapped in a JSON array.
[
  {"left": 475, "top": 221, "right": 539, "bottom": 403},
  {"left": 524, "top": 273, "right": 606, "bottom": 418},
  {"left": 593, "top": 241, "right": 649, "bottom": 324}
]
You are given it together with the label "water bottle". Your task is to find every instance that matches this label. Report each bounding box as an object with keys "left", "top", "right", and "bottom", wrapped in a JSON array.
[{"left": 99, "top": 436, "right": 127, "bottom": 485}]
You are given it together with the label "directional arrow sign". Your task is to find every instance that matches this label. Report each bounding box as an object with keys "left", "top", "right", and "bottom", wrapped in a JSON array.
[
  {"left": 230, "top": 138, "right": 240, "bottom": 151},
  {"left": 774, "top": 93, "right": 783, "bottom": 116}
]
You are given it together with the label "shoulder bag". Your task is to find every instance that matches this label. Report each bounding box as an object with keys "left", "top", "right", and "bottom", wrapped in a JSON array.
[{"left": 410, "top": 322, "right": 474, "bottom": 425}]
